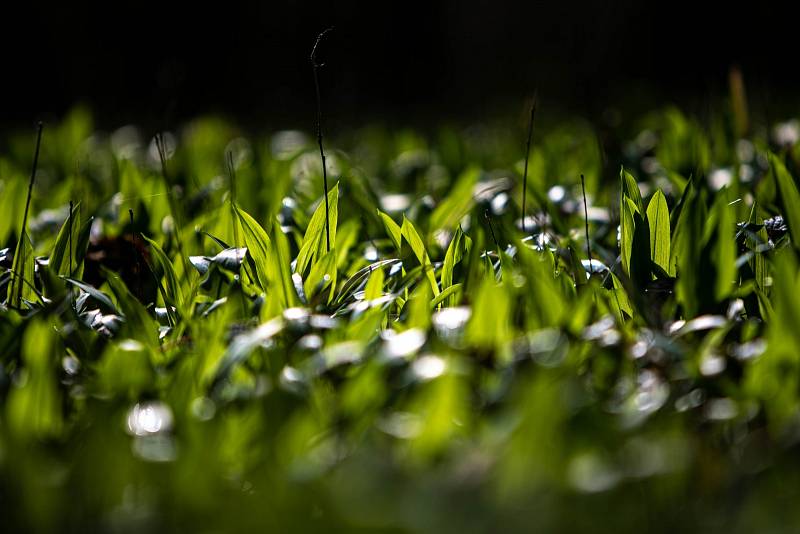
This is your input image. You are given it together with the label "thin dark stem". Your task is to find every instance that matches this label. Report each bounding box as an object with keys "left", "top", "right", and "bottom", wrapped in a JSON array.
[
  {"left": 227, "top": 152, "right": 251, "bottom": 315},
  {"left": 580, "top": 174, "right": 593, "bottom": 271},
  {"left": 6, "top": 268, "right": 45, "bottom": 305},
  {"left": 154, "top": 133, "right": 190, "bottom": 277},
  {"left": 20, "top": 122, "right": 43, "bottom": 244},
  {"left": 227, "top": 151, "right": 241, "bottom": 250},
  {"left": 311, "top": 27, "right": 334, "bottom": 253},
  {"left": 13, "top": 121, "right": 43, "bottom": 304},
  {"left": 69, "top": 200, "right": 74, "bottom": 276},
  {"left": 521, "top": 93, "right": 537, "bottom": 235},
  {"left": 485, "top": 209, "right": 501, "bottom": 257}
]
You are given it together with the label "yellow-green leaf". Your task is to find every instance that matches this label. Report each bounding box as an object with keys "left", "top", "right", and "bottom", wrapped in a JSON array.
[
  {"left": 401, "top": 216, "right": 440, "bottom": 296},
  {"left": 646, "top": 189, "right": 671, "bottom": 275},
  {"left": 377, "top": 209, "right": 402, "bottom": 250},
  {"left": 296, "top": 183, "right": 339, "bottom": 275}
]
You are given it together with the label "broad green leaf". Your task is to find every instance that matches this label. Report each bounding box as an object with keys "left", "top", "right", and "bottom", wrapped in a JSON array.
[
  {"left": 646, "top": 190, "right": 671, "bottom": 275},
  {"left": 233, "top": 204, "right": 273, "bottom": 290},
  {"left": 441, "top": 227, "right": 471, "bottom": 307},
  {"left": 401, "top": 216, "right": 440, "bottom": 296},
  {"left": 620, "top": 197, "right": 636, "bottom": 276},
  {"left": 620, "top": 167, "right": 643, "bottom": 214},
  {"left": 377, "top": 209, "right": 402, "bottom": 250},
  {"left": 304, "top": 249, "right": 338, "bottom": 304},
  {"left": 609, "top": 273, "right": 633, "bottom": 321},
  {"left": 746, "top": 202, "right": 770, "bottom": 294},
  {"left": 296, "top": 183, "right": 339, "bottom": 275},
  {"left": 70, "top": 215, "right": 94, "bottom": 280},
  {"left": 336, "top": 259, "right": 400, "bottom": 304},
  {"left": 771, "top": 155, "right": 800, "bottom": 250},
  {"left": 405, "top": 280, "right": 432, "bottom": 331},
  {"left": 674, "top": 188, "right": 710, "bottom": 317},
  {"left": 270, "top": 218, "right": 299, "bottom": 308},
  {"left": 141, "top": 234, "right": 183, "bottom": 310},
  {"left": 710, "top": 188, "right": 736, "bottom": 301},
  {"left": 49, "top": 201, "right": 82, "bottom": 277},
  {"left": 364, "top": 265, "right": 385, "bottom": 300},
  {"left": 335, "top": 218, "right": 361, "bottom": 268},
  {"left": 429, "top": 166, "right": 480, "bottom": 231},
  {"left": 64, "top": 277, "right": 118, "bottom": 313},
  {"left": 629, "top": 208, "right": 652, "bottom": 290},
  {"left": 670, "top": 175, "right": 694, "bottom": 233},
  {"left": 431, "top": 283, "right": 462, "bottom": 309}
]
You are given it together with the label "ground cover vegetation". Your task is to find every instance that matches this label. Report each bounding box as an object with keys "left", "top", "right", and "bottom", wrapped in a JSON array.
[{"left": 2, "top": 90, "right": 800, "bottom": 531}]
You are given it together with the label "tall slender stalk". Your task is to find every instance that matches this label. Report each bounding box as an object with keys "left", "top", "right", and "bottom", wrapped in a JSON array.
[
  {"left": 521, "top": 93, "right": 537, "bottom": 235},
  {"left": 227, "top": 151, "right": 240, "bottom": 250},
  {"left": 69, "top": 200, "right": 74, "bottom": 275},
  {"left": 580, "top": 174, "right": 593, "bottom": 270},
  {"left": 485, "top": 209, "right": 500, "bottom": 257},
  {"left": 12, "top": 121, "right": 43, "bottom": 304},
  {"left": 311, "top": 27, "right": 334, "bottom": 253},
  {"left": 154, "top": 133, "right": 190, "bottom": 277}
]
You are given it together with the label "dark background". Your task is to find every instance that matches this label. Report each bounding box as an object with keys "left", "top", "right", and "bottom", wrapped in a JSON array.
[{"left": 2, "top": 1, "right": 796, "bottom": 129}]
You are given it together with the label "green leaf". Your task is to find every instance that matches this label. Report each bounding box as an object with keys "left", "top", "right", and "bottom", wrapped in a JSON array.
[
  {"left": 64, "top": 277, "right": 119, "bottom": 313},
  {"left": 405, "top": 280, "right": 432, "bottom": 330},
  {"left": 377, "top": 209, "right": 402, "bottom": 250},
  {"left": 70, "top": 215, "right": 94, "bottom": 280},
  {"left": 364, "top": 265, "right": 385, "bottom": 300},
  {"left": 441, "top": 227, "right": 470, "bottom": 307},
  {"left": 336, "top": 259, "right": 400, "bottom": 304},
  {"left": 270, "top": 218, "right": 299, "bottom": 308},
  {"left": 304, "top": 249, "right": 338, "bottom": 304},
  {"left": 619, "top": 168, "right": 645, "bottom": 282},
  {"left": 431, "top": 283, "right": 462, "bottom": 309},
  {"left": 49, "top": 201, "right": 81, "bottom": 277},
  {"left": 296, "top": 183, "right": 339, "bottom": 275},
  {"left": 620, "top": 167, "right": 644, "bottom": 214},
  {"left": 401, "top": 216, "right": 440, "bottom": 296},
  {"left": 674, "top": 188, "right": 710, "bottom": 317},
  {"left": 620, "top": 197, "right": 636, "bottom": 276},
  {"left": 335, "top": 218, "right": 360, "bottom": 268},
  {"left": 710, "top": 188, "right": 736, "bottom": 301},
  {"left": 646, "top": 189, "right": 671, "bottom": 275},
  {"left": 6, "top": 231, "right": 36, "bottom": 308},
  {"left": 141, "top": 234, "right": 183, "bottom": 311},
  {"left": 771, "top": 155, "right": 800, "bottom": 250},
  {"left": 233, "top": 204, "right": 273, "bottom": 290},
  {"left": 429, "top": 166, "right": 480, "bottom": 231},
  {"left": 670, "top": 175, "right": 694, "bottom": 234},
  {"left": 630, "top": 208, "right": 652, "bottom": 290}
]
